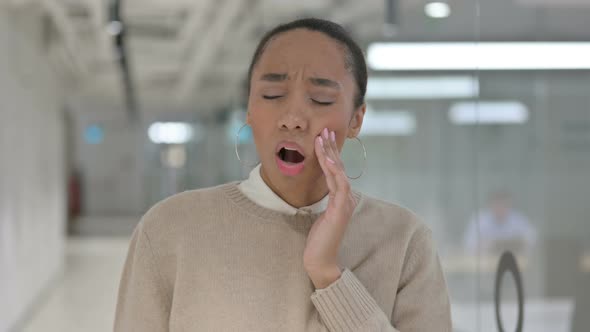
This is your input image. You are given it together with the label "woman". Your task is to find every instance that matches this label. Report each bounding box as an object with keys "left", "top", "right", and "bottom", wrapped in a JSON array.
[{"left": 114, "top": 18, "right": 451, "bottom": 332}]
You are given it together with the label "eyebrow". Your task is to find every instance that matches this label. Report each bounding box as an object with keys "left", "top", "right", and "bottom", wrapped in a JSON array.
[
  {"left": 259, "top": 73, "right": 341, "bottom": 90},
  {"left": 309, "top": 77, "right": 341, "bottom": 89},
  {"left": 260, "top": 73, "right": 288, "bottom": 82}
]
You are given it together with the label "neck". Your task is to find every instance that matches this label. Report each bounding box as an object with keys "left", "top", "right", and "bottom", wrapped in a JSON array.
[{"left": 259, "top": 164, "right": 328, "bottom": 208}]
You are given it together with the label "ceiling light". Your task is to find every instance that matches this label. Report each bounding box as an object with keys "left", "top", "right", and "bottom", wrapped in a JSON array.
[
  {"left": 366, "top": 76, "right": 478, "bottom": 99},
  {"left": 361, "top": 110, "right": 416, "bottom": 136},
  {"left": 368, "top": 42, "right": 590, "bottom": 71},
  {"left": 449, "top": 101, "right": 529, "bottom": 125},
  {"left": 425, "top": 2, "right": 451, "bottom": 18},
  {"left": 148, "top": 122, "right": 194, "bottom": 144},
  {"left": 106, "top": 21, "right": 123, "bottom": 36}
]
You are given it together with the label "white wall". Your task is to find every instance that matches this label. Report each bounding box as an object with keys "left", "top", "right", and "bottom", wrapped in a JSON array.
[
  {"left": 0, "top": 7, "right": 66, "bottom": 331},
  {"left": 69, "top": 101, "right": 145, "bottom": 216}
]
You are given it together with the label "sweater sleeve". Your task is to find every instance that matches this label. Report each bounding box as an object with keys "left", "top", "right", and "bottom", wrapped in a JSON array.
[
  {"left": 113, "top": 221, "right": 172, "bottom": 332},
  {"left": 310, "top": 226, "right": 452, "bottom": 332},
  {"left": 311, "top": 268, "right": 400, "bottom": 331},
  {"left": 391, "top": 226, "right": 452, "bottom": 331}
]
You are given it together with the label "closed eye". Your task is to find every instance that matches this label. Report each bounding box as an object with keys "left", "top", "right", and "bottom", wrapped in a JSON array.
[
  {"left": 312, "top": 99, "right": 333, "bottom": 106},
  {"left": 263, "top": 95, "right": 282, "bottom": 100}
]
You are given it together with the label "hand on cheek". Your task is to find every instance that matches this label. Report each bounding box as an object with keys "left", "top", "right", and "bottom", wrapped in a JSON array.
[{"left": 304, "top": 127, "right": 358, "bottom": 289}]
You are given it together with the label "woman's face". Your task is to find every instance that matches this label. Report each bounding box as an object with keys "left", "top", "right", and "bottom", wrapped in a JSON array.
[{"left": 247, "top": 28, "right": 365, "bottom": 185}]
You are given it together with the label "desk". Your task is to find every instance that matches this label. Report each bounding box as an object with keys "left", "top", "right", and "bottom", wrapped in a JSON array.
[
  {"left": 442, "top": 254, "right": 528, "bottom": 274},
  {"left": 451, "top": 298, "right": 573, "bottom": 332}
]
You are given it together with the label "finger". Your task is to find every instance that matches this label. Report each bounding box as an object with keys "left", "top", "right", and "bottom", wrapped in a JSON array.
[
  {"left": 322, "top": 129, "right": 338, "bottom": 166},
  {"left": 322, "top": 130, "right": 353, "bottom": 204},
  {"left": 320, "top": 128, "right": 340, "bottom": 171},
  {"left": 333, "top": 133, "right": 347, "bottom": 170},
  {"left": 332, "top": 168, "right": 351, "bottom": 203},
  {"left": 321, "top": 129, "right": 343, "bottom": 192},
  {"left": 324, "top": 170, "right": 344, "bottom": 207},
  {"left": 320, "top": 155, "right": 355, "bottom": 227},
  {"left": 326, "top": 132, "right": 348, "bottom": 185},
  {"left": 315, "top": 135, "right": 337, "bottom": 193},
  {"left": 324, "top": 134, "right": 353, "bottom": 202},
  {"left": 326, "top": 130, "right": 345, "bottom": 170},
  {"left": 323, "top": 155, "right": 352, "bottom": 209}
]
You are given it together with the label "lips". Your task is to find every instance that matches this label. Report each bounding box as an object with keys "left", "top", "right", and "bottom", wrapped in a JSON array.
[
  {"left": 276, "top": 142, "right": 305, "bottom": 164},
  {"left": 275, "top": 141, "right": 306, "bottom": 176}
]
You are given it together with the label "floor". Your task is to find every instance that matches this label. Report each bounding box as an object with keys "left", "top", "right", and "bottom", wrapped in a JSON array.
[{"left": 19, "top": 237, "right": 129, "bottom": 332}]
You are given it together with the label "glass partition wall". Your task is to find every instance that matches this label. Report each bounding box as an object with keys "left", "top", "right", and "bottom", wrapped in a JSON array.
[
  {"left": 352, "top": 1, "right": 590, "bottom": 331},
  {"left": 140, "top": 1, "right": 590, "bottom": 330}
]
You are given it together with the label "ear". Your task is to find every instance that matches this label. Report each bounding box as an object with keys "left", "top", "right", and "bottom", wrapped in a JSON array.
[{"left": 348, "top": 104, "right": 366, "bottom": 138}]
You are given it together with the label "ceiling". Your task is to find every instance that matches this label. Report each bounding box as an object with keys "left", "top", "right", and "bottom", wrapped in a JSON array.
[{"left": 5, "top": 0, "right": 590, "bottom": 114}]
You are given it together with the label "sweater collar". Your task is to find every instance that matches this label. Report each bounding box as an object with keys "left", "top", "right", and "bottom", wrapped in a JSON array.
[{"left": 238, "top": 164, "right": 329, "bottom": 216}]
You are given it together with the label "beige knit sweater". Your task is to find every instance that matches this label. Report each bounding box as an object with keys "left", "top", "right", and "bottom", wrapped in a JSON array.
[{"left": 113, "top": 182, "right": 451, "bottom": 331}]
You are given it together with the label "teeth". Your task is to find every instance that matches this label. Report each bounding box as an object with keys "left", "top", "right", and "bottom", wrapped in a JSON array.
[{"left": 284, "top": 147, "right": 298, "bottom": 151}]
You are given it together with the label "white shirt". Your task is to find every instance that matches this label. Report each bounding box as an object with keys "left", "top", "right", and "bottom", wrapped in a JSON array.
[
  {"left": 463, "top": 209, "right": 537, "bottom": 254},
  {"left": 238, "top": 164, "right": 329, "bottom": 215}
]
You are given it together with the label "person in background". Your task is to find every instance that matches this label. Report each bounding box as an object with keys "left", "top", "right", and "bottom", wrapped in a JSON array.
[
  {"left": 463, "top": 190, "right": 537, "bottom": 255},
  {"left": 114, "top": 18, "right": 451, "bottom": 332}
]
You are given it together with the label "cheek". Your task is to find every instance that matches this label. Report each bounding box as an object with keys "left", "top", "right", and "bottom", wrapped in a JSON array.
[
  {"left": 248, "top": 109, "right": 274, "bottom": 141},
  {"left": 314, "top": 111, "right": 351, "bottom": 134}
]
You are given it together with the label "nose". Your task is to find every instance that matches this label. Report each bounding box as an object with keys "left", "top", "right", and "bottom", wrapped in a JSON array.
[{"left": 278, "top": 98, "right": 308, "bottom": 132}]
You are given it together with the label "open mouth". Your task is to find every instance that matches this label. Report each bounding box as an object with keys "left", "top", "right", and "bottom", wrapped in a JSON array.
[{"left": 277, "top": 147, "right": 305, "bottom": 164}]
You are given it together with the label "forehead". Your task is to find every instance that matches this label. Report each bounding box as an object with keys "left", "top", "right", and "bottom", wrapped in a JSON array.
[{"left": 255, "top": 29, "right": 349, "bottom": 77}]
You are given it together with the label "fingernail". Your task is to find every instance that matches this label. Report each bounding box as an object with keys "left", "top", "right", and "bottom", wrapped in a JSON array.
[
  {"left": 318, "top": 136, "right": 324, "bottom": 147},
  {"left": 330, "top": 131, "right": 336, "bottom": 142},
  {"left": 323, "top": 128, "right": 329, "bottom": 139},
  {"left": 326, "top": 157, "right": 335, "bottom": 164}
]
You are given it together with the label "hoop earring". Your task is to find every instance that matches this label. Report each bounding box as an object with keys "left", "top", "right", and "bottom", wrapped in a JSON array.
[
  {"left": 235, "top": 123, "right": 259, "bottom": 167},
  {"left": 346, "top": 136, "right": 367, "bottom": 180}
]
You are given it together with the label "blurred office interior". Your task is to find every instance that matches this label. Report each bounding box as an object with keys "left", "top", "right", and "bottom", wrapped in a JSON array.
[{"left": 1, "top": 0, "right": 589, "bottom": 331}]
